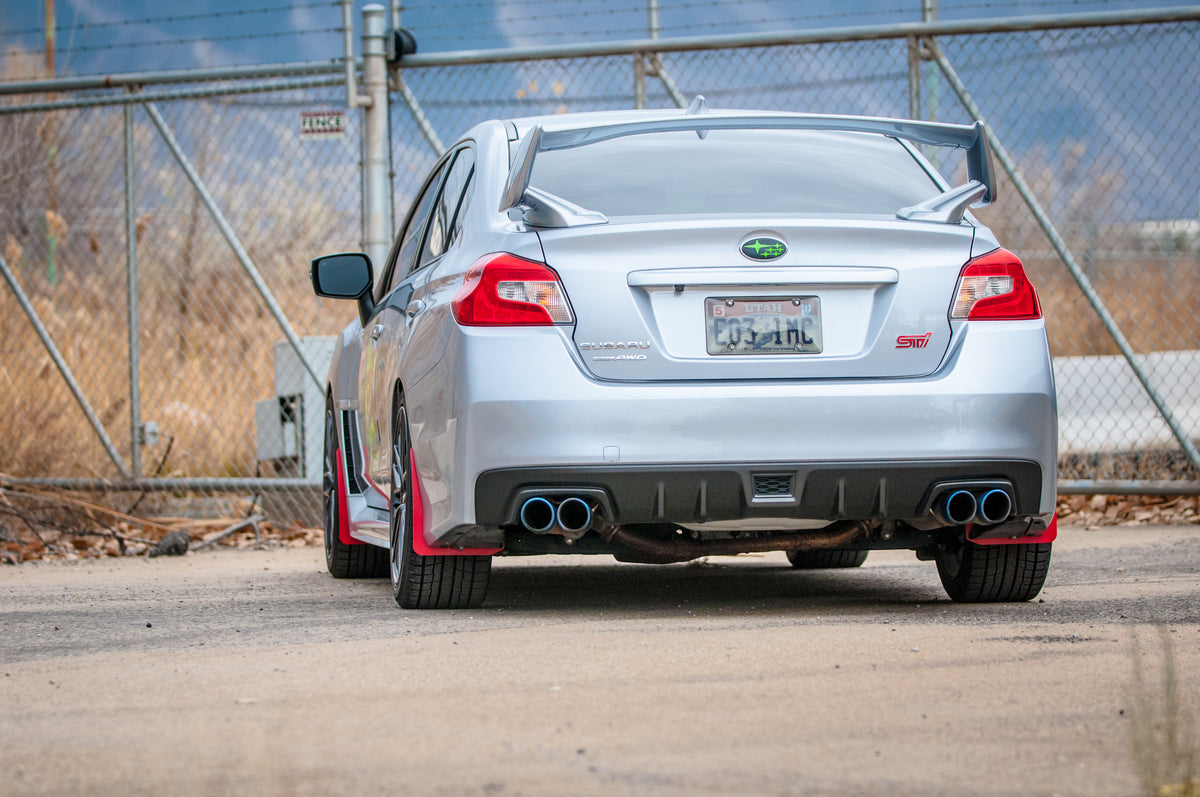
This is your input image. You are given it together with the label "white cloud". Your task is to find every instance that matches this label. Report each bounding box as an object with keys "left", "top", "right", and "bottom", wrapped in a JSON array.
[{"left": 291, "top": 3, "right": 323, "bottom": 35}]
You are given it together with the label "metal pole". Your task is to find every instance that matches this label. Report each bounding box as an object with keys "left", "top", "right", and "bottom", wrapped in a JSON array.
[
  {"left": 395, "top": 77, "right": 445, "bottom": 155},
  {"left": 0, "top": 60, "right": 343, "bottom": 96},
  {"left": 634, "top": 1, "right": 653, "bottom": 110},
  {"left": 1058, "top": 480, "right": 1200, "bottom": 496},
  {"left": 633, "top": 54, "right": 647, "bottom": 109},
  {"left": 43, "top": 0, "right": 60, "bottom": 286},
  {"left": 143, "top": 102, "right": 322, "bottom": 391},
  {"left": 1, "top": 476, "right": 320, "bottom": 492},
  {"left": 341, "top": 0, "right": 368, "bottom": 109},
  {"left": 927, "top": 39, "right": 1200, "bottom": 476},
  {"left": 922, "top": 0, "right": 938, "bottom": 169},
  {"left": 0, "top": 254, "right": 132, "bottom": 479},
  {"left": 907, "top": 36, "right": 921, "bottom": 120},
  {"left": 0, "top": 75, "right": 345, "bottom": 116},
  {"left": 641, "top": 0, "right": 687, "bottom": 109},
  {"left": 124, "top": 101, "right": 142, "bottom": 477},
  {"left": 649, "top": 54, "right": 688, "bottom": 109},
  {"left": 368, "top": 7, "right": 1200, "bottom": 69},
  {"left": 362, "top": 4, "right": 393, "bottom": 271}
]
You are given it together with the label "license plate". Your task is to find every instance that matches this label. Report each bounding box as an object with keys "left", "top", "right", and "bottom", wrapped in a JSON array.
[{"left": 705, "top": 297, "right": 822, "bottom": 355}]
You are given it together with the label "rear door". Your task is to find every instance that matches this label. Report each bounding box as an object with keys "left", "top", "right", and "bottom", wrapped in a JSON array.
[{"left": 359, "top": 152, "right": 457, "bottom": 487}]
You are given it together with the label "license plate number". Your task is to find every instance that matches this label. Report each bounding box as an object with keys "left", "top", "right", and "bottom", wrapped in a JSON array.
[{"left": 705, "top": 297, "right": 822, "bottom": 355}]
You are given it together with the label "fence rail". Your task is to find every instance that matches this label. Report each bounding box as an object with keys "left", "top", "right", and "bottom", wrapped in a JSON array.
[{"left": 2, "top": 6, "right": 1198, "bottom": 528}]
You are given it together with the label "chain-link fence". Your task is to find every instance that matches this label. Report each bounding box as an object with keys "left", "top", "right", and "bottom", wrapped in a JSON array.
[
  {"left": 0, "top": 71, "right": 363, "bottom": 524},
  {"left": 2, "top": 9, "right": 1198, "bottom": 531}
]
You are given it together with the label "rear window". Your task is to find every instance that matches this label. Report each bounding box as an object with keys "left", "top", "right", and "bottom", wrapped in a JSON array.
[{"left": 530, "top": 128, "right": 941, "bottom": 217}]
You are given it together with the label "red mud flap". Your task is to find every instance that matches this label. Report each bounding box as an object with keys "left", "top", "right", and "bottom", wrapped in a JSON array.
[
  {"left": 410, "top": 450, "right": 503, "bottom": 557},
  {"left": 969, "top": 513, "right": 1057, "bottom": 546},
  {"left": 336, "top": 456, "right": 360, "bottom": 546}
]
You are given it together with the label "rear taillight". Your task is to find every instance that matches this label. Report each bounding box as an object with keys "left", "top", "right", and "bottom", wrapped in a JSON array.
[
  {"left": 451, "top": 253, "right": 574, "bottom": 326},
  {"left": 950, "top": 248, "right": 1042, "bottom": 320}
]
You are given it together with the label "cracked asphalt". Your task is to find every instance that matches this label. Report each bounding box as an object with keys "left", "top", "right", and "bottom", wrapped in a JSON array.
[{"left": 2, "top": 525, "right": 1198, "bottom": 796}]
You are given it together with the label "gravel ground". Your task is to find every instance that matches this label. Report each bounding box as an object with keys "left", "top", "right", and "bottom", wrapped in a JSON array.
[{"left": 2, "top": 525, "right": 1198, "bottom": 796}]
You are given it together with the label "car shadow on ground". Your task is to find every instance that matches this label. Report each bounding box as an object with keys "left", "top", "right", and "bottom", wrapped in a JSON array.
[{"left": 481, "top": 557, "right": 948, "bottom": 616}]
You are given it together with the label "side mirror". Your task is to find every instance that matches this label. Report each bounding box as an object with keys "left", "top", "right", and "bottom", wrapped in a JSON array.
[
  {"left": 311, "top": 252, "right": 373, "bottom": 299},
  {"left": 311, "top": 252, "right": 376, "bottom": 323}
]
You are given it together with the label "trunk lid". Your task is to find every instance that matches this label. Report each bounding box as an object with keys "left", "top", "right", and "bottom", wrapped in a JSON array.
[{"left": 538, "top": 218, "right": 976, "bottom": 381}]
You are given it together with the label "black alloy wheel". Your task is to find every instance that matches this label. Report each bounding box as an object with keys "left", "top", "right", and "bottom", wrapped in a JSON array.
[
  {"left": 388, "top": 391, "right": 491, "bottom": 609},
  {"left": 935, "top": 534, "right": 1051, "bottom": 602},
  {"left": 323, "top": 394, "right": 387, "bottom": 579}
]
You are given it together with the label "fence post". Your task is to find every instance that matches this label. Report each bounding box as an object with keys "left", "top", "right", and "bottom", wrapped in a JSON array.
[
  {"left": 124, "top": 99, "right": 142, "bottom": 477},
  {"left": 362, "top": 4, "right": 393, "bottom": 270},
  {"left": 906, "top": 36, "right": 921, "bottom": 120}
]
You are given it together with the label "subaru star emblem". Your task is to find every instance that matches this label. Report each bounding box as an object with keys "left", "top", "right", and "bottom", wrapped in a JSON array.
[{"left": 741, "top": 236, "right": 787, "bottom": 261}]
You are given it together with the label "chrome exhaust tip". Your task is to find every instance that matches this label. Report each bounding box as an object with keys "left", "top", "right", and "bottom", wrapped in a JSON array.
[
  {"left": 519, "top": 497, "right": 557, "bottom": 534},
  {"left": 976, "top": 489, "right": 1013, "bottom": 525},
  {"left": 555, "top": 497, "right": 593, "bottom": 534},
  {"left": 939, "top": 490, "right": 978, "bottom": 526}
]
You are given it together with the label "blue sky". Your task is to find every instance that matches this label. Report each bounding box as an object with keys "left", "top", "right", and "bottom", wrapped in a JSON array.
[{"left": 1, "top": 0, "right": 1192, "bottom": 78}]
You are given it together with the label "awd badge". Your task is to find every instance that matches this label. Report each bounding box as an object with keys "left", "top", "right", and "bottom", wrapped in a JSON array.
[{"left": 740, "top": 236, "right": 787, "bottom": 261}]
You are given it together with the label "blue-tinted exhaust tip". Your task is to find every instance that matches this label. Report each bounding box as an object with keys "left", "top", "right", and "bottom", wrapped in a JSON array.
[
  {"left": 555, "top": 497, "right": 593, "bottom": 534},
  {"left": 976, "top": 489, "right": 1013, "bottom": 525},
  {"left": 519, "top": 497, "right": 557, "bottom": 534},
  {"left": 940, "top": 490, "right": 978, "bottom": 525}
]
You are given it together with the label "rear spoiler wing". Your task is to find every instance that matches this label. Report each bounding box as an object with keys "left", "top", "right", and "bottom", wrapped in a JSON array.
[{"left": 499, "top": 112, "right": 995, "bottom": 220}]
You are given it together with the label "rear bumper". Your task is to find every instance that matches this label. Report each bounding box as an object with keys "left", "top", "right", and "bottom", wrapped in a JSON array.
[
  {"left": 408, "top": 319, "right": 1057, "bottom": 545},
  {"left": 475, "top": 459, "right": 1045, "bottom": 526}
]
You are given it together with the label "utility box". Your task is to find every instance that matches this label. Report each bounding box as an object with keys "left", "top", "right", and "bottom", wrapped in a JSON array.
[{"left": 255, "top": 337, "right": 335, "bottom": 482}]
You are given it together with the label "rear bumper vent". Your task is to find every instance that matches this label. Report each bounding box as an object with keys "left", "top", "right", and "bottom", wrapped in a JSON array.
[{"left": 752, "top": 473, "right": 795, "bottom": 501}]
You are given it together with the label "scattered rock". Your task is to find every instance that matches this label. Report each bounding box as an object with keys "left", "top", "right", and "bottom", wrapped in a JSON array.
[{"left": 148, "top": 529, "right": 191, "bottom": 558}]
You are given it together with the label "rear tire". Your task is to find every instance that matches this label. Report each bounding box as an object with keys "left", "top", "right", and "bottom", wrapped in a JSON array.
[
  {"left": 786, "top": 548, "right": 868, "bottom": 569},
  {"left": 935, "top": 536, "right": 1051, "bottom": 603},
  {"left": 389, "top": 393, "right": 491, "bottom": 609},
  {"left": 323, "top": 395, "right": 387, "bottom": 579}
]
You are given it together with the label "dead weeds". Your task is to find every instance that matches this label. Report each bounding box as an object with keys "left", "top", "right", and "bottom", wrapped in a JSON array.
[
  {"left": 0, "top": 484, "right": 319, "bottom": 564},
  {"left": 2, "top": 482, "right": 1194, "bottom": 564}
]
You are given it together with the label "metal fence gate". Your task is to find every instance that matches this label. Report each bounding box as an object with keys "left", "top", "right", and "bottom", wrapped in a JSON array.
[{"left": 2, "top": 6, "right": 1198, "bottom": 529}]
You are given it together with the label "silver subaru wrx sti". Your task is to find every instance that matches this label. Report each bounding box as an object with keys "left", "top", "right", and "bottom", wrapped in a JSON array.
[{"left": 311, "top": 101, "right": 1057, "bottom": 610}]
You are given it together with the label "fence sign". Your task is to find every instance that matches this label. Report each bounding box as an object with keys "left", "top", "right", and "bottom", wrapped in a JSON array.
[{"left": 300, "top": 110, "right": 345, "bottom": 139}]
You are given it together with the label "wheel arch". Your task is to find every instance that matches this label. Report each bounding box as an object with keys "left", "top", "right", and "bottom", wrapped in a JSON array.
[{"left": 390, "top": 378, "right": 502, "bottom": 557}]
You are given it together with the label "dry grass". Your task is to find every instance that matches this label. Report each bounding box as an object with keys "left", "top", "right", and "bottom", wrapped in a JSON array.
[{"left": 0, "top": 261, "right": 344, "bottom": 480}]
